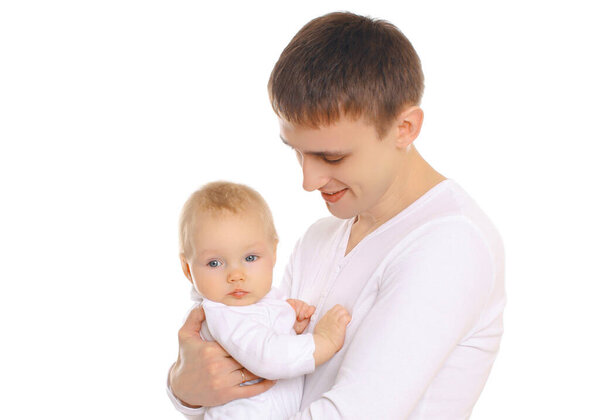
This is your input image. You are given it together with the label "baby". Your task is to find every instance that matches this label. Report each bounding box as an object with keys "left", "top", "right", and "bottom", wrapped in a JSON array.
[{"left": 177, "top": 181, "right": 351, "bottom": 419}]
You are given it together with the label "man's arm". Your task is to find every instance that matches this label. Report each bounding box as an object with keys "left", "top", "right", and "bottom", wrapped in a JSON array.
[{"left": 291, "top": 220, "right": 498, "bottom": 418}]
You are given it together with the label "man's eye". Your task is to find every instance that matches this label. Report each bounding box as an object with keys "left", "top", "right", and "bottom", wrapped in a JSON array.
[
  {"left": 323, "top": 156, "right": 344, "bottom": 163},
  {"left": 245, "top": 255, "right": 258, "bottom": 262},
  {"left": 207, "top": 260, "right": 222, "bottom": 268}
]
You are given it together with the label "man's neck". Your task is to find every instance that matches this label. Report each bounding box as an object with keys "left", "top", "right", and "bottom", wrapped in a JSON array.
[{"left": 346, "top": 147, "right": 445, "bottom": 255}]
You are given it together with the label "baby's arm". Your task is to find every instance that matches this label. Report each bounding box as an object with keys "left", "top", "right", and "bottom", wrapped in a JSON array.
[
  {"left": 312, "top": 305, "right": 351, "bottom": 366},
  {"left": 286, "top": 300, "right": 352, "bottom": 365},
  {"left": 204, "top": 303, "right": 350, "bottom": 380},
  {"left": 205, "top": 305, "right": 315, "bottom": 380}
]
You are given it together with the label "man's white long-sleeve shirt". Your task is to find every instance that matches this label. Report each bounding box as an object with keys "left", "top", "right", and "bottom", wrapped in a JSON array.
[{"left": 171, "top": 179, "right": 505, "bottom": 419}]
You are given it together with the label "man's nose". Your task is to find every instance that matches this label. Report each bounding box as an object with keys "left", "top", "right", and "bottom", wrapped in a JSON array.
[{"left": 300, "top": 155, "right": 328, "bottom": 192}]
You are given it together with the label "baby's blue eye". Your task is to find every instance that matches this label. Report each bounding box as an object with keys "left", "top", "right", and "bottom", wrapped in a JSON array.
[
  {"left": 245, "top": 255, "right": 258, "bottom": 262},
  {"left": 207, "top": 260, "right": 222, "bottom": 268}
]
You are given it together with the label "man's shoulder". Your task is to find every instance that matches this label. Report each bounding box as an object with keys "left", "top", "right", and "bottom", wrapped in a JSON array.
[
  {"left": 379, "top": 181, "right": 504, "bottom": 276},
  {"left": 393, "top": 179, "right": 502, "bottom": 248}
]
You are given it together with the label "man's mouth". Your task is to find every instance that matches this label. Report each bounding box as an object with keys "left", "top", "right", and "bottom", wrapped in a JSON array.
[
  {"left": 229, "top": 290, "right": 249, "bottom": 299},
  {"left": 321, "top": 188, "right": 348, "bottom": 203}
]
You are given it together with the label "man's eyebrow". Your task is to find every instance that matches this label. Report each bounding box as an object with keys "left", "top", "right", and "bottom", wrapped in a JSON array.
[{"left": 279, "top": 135, "right": 349, "bottom": 157}]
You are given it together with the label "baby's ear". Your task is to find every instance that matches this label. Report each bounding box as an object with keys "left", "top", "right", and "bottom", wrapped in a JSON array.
[{"left": 179, "top": 253, "right": 193, "bottom": 283}]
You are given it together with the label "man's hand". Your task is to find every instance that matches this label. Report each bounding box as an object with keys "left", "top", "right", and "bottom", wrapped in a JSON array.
[
  {"left": 169, "top": 306, "right": 276, "bottom": 408},
  {"left": 286, "top": 298, "right": 316, "bottom": 334}
]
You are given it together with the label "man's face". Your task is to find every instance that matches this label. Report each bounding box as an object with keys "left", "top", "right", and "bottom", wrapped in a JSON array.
[
  {"left": 279, "top": 116, "right": 405, "bottom": 220},
  {"left": 185, "top": 210, "right": 276, "bottom": 306}
]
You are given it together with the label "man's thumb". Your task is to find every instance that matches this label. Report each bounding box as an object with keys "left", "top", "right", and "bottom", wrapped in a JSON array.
[{"left": 178, "top": 306, "right": 205, "bottom": 340}]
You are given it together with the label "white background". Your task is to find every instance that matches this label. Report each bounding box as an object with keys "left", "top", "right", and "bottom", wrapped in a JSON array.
[{"left": 1, "top": 1, "right": 598, "bottom": 418}]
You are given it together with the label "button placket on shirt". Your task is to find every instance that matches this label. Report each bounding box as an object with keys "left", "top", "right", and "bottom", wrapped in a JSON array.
[{"left": 311, "top": 222, "right": 352, "bottom": 325}]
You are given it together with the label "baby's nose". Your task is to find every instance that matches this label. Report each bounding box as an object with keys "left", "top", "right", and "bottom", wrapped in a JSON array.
[{"left": 227, "top": 268, "right": 245, "bottom": 283}]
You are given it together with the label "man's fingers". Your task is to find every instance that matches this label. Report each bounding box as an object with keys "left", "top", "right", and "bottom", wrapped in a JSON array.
[
  {"left": 178, "top": 306, "right": 206, "bottom": 340},
  {"left": 231, "top": 379, "right": 277, "bottom": 399},
  {"left": 239, "top": 369, "right": 261, "bottom": 383},
  {"left": 226, "top": 364, "right": 262, "bottom": 386}
]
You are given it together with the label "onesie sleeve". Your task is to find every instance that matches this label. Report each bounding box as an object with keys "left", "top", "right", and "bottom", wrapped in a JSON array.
[
  {"left": 204, "top": 303, "right": 315, "bottom": 380},
  {"left": 291, "top": 218, "right": 496, "bottom": 419}
]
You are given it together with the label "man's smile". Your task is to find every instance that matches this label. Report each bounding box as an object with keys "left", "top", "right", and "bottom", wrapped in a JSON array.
[{"left": 321, "top": 188, "right": 348, "bottom": 203}]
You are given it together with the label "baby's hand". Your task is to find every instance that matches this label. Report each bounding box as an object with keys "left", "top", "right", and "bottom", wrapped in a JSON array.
[
  {"left": 313, "top": 304, "right": 352, "bottom": 366},
  {"left": 286, "top": 299, "right": 316, "bottom": 334}
]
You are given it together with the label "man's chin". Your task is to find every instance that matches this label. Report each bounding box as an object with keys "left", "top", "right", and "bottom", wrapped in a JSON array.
[{"left": 325, "top": 202, "right": 357, "bottom": 220}]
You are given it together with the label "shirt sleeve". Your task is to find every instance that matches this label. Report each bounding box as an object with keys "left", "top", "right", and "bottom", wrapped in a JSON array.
[
  {"left": 290, "top": 218, "right": 496, "bottom": 419},
  {"left": 205, "top": 304, "right": 315, "bottom": 380},
  {"left": 166, "top": 365, "right": 206, "bottom": 419}
]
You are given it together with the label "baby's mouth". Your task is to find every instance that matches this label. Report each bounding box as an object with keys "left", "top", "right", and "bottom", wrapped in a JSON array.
[{"left": 229, "top": 289, "right": 249, "bottom": 299}]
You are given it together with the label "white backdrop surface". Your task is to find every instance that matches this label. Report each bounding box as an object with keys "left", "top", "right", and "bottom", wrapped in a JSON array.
[{"left": 1, "top": 1, "right": 598, "bottom": 418}]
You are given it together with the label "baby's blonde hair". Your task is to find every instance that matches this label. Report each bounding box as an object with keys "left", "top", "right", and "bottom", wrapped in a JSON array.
[{"left": 179, "top": 181, "right": 278, "bottom": 258}]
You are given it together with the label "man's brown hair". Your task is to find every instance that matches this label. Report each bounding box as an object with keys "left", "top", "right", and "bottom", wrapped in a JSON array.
[{"left": 268, "top": 11, "right": 424, "bottom": 137}]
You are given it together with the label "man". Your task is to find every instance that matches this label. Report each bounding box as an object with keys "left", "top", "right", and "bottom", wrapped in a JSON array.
[{"left": 169, "top": 11, "right": 505, "bottom": 418}]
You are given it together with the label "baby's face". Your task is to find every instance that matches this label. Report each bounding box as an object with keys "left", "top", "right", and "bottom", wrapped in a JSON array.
[{"left": 185, "top": 210, "right": 276, "bottom": 306}]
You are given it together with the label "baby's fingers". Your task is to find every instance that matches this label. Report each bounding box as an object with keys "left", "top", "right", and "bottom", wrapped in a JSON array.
[
  {"left": 331, "top": 304, "right": 352, "bottom": 324},
  {"left": 299, "top": 304, "right": 315, "bottom": 320},
  {"left": 293, "top": 318, "right": 310, "bottom": 334}
]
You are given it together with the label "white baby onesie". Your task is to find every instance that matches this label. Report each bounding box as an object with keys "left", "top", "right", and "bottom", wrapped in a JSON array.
[{"left": 196, "top": 289, "right": 315, "bottom": 420}]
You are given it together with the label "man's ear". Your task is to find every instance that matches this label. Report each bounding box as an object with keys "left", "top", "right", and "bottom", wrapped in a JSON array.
[
  {"left": 180, "top": 253, "right": 193, "bottom": 283},
  {"left": 393, "top": 106, "right": 424, "bottom": 149}
]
